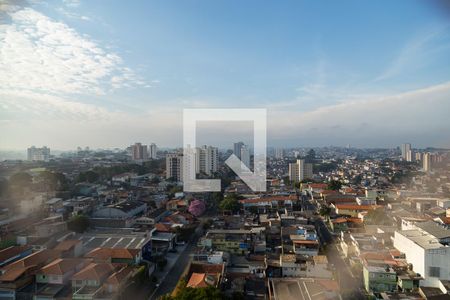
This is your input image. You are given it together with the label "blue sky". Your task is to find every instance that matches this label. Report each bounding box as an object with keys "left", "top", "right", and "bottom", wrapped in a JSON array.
[{"left": 1, "top": 0, "right": 450, "bottom": 149}]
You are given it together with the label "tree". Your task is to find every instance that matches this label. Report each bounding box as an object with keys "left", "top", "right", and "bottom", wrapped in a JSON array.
[
  {"left": 37, "top": 171, "right": 68, "bottom": 191},
  {"left": 9, "top": 172, "right": 32, "bottom": 188},
  {"left": 327, "top": 180, "right": 342, "bottom": 191},
  {"left": 67, "top": 215, "right": 90, "bottom": 233},
  {"left": 162, "top": 284, "right": 226, "bottom": 300},
  {"left": 77, "top": 170, "right": 99, "bottom": 183},
  {"left": 365, "top": 209, "right": 392, "bottom": 225},
  {"left": 219, "top": 194, "right": 241, "bottom": 213},
  {"left": 319, "top": 205, "right": 332, "bottom": 219}
]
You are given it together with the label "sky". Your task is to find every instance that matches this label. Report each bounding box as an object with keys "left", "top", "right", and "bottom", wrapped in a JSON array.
[{"left": 1, "top": 0, "right": 450, "bottom": 150}]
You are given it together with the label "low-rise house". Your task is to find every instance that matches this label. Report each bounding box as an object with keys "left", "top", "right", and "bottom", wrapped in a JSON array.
[
  {"left": 99, "top": 266, "right": 135, "bottom": 299},
  {"left": 0, "top": 246, "right": 33, "bottom": 268},
  {"left": 0, "top": 250, "right": 61, "bottom": 300},
  {"left": 185, "top": 262, "right": 224, "bottom": 289},
  {"left": 36, "top": 258, "right": 89, "bottom": 285},
  {"left": 280, "top": 254, "right": 307, "bottom": 277},
  {"left": 334, "top": 204, "right": 383, "bottom": 218},
  {"left": 199, "top": 229, "right": 253, "bottom": 255},
  {"left": 54, "top": 240, "right": 83, "bottom": 258},
  {"left": 363, "top": 265, "right": 397, "bottom": 293},
  {"left": 71, "top": 263, "right": 119, "bottom": 300},
  {"left": 84, "top": 248, "right": 141, "bottom": 265}
]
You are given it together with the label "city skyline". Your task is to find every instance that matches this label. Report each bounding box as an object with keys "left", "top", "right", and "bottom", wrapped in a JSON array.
[{"left": 1, "top": 0, "right": 450, "bottom": 150}]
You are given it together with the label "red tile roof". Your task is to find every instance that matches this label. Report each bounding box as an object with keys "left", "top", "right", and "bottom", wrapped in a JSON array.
[
  {"left": 85, "top": 248, "right": 140, "bottom": 261},
  {"left": 72, "top": 263, "right": 117, "bottom": 281},
  {"left": 308, "top": 183, "right": 328, "bottom": 189},
  {"left": 54, "top": 240, "right": 81, "bottom": 251},
  {"left": 336, "top": 204, "right": 382, "bottom": 211},
  {"left": 0, "top": 246, "right": 32, "bottom": 264},
  {"left": 239, "top": 195, "right": 297, "bottom": 204},
  {"left": 40, "top": 258, "right": 88, "bottom": 275}
]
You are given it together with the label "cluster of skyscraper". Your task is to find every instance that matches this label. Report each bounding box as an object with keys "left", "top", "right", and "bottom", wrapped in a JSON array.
[
  {"left": 166, "top": 145, "right": 219, "bottom": 182},
  {"left": 401, "top": 143, "right": 439, "bottom": 173},
  {"left": 165, "top": 142, "right": 254, "bottom": 182},
  {"left": 129, "top": 142, "right": 157, "bottom": 162}
]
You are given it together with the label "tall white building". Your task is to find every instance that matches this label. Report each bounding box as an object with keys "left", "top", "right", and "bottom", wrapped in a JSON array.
[
  {"left": 423, "top": 152, "right": 432, "bottom": 172},
  {"left": 183, "top": 145, "right": 219, "bottom": 178},
  {"left": 198, "top": 145, "right": 219, "bottom": 176},
  {"left": 415, "top": 152, "right": 423, "bottom": 161},
  {"left": 131, "top": 143, "right": 148, "bottom": 161},
  {"left": 288, "top": 159, "right": 313, "bottom": 182},
  {"left": 275, "top": 148, "right": 284, "bottom": 160},
  {"left": 149, "top": 143, "right": 158, "bottom": 159},
  {"left": 166, "top": 153, "right": 183, "bottom": 182},
  {"left": 27, "top": 146, "right": 50, "bottom": 161},
  {"left": 406, "top": 149, "right": 414, "bottom": 162},
  {"left": 401, "top": 143, "right": 412, "bottom": 161}
]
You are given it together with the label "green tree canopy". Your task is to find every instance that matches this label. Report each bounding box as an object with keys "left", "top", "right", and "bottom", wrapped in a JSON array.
[
  {"left": 219, "top": 194, "right": 242, "bottom": 213},
  {"left": 162, "top": 285, "right": 226, "bottom": 300},
  {"left": 67, "top": 215, "right": 90, "bottom": 233},
  {"left": 364, "top": 208, "right": 391, "bottom": 225},
  {"left": 319, "top": 205, "right": 332, "bottom": 218},
  {"left": 77, "top": 170, "right": 99, "bottom": 183},
  {"left": 327, "top": 180, "right": 342, "bottom": 191},
  {"left": 37, "top": 171, "right": 68, "bottom": 191}
]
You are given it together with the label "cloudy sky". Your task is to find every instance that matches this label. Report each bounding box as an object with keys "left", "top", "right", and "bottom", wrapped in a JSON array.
[{"left": 1, "top": 0, "right": 450, "bottom": 150}]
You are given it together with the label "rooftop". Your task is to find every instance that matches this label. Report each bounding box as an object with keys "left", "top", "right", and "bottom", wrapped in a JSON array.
[
  {"left": 269, "top": 278, "right": 339, "bottom": 300},
  {"left": 396, "top": 230, "right": 445, "bottom": 250},
  {"left": 415, "top": 221, "right": 450, "bottom": 239}
]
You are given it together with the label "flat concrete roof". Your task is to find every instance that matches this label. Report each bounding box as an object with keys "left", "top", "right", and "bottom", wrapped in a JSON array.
[{"left": 396, "top": 230, "right": 445, "bottom": 250}]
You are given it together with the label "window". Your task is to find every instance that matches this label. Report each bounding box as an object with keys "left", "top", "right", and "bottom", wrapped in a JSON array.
[{"left": 429, "top": 267, "right": 440, "bottom": 277}]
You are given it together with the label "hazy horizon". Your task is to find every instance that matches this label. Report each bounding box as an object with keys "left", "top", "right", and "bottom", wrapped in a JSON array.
[{"left": 1, "top": 0, "right": 450, "bottom": 150}]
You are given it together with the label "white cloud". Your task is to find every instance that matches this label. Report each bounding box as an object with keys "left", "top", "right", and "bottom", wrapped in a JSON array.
[
  {"left": 268, "top": 81, "right": 450, "bottom": 147},
  {"left": 0, "top": 7, "right": 144, "bottom": 97}
]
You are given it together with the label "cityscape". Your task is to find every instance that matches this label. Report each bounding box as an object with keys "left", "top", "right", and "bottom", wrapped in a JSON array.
[{"left": 1, "top": 1, "right": 450, "bottom": 300}]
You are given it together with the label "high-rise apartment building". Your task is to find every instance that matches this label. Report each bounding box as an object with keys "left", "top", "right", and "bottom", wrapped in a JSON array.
[
  {"left": 131, "top": 143, "right": 148, "bottom": 161},
  {"left": 166, "top": 153, "right": 183, "bottom": 181},
  {"left": 198, "top": 145, "right": 218, "bottom": 176},
  {"left": 27, "top": 146, "right": 50, "bottom": 161},
  {"left": 415, "top": 152, "right": 422, "bottom": 161},
  {"left": 401, "top": 143, "right": 411, "bottom": 161},
  {"left": 289, "top": 159, "right": 313, "bottom": 182},
  {"left": 233, "top": 142, "right": 244, "bottom": 160},
  {"left": 423, "top": 152, "right": 432, "bottom": 173},
  {"left": 275, "top": 148, "right": 284, "bottom": 159},
  {"left": 149, "top": 143, "right": 157, "bottom": 159},
  {"left": 240, "top": 145, "right": 251, "bottom": 170},
  {"left": 406, "top": 149, "right": 414, "bottom": 162}
]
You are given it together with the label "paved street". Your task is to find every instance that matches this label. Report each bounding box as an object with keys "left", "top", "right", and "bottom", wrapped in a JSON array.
[
  {"left": 149, "top": 226, "right": 203, "bottom": 300},
  {"left": 314, "top": 215, "right": 365, "bottom": 299}
]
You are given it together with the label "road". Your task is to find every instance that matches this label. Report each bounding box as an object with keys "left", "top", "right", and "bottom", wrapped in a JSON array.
[
  {"left": 149, "top": 226, "right": 202, "bottom": 300},
  {"left": 313, "top": 210, "right": 365, "bottom": 299}
]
